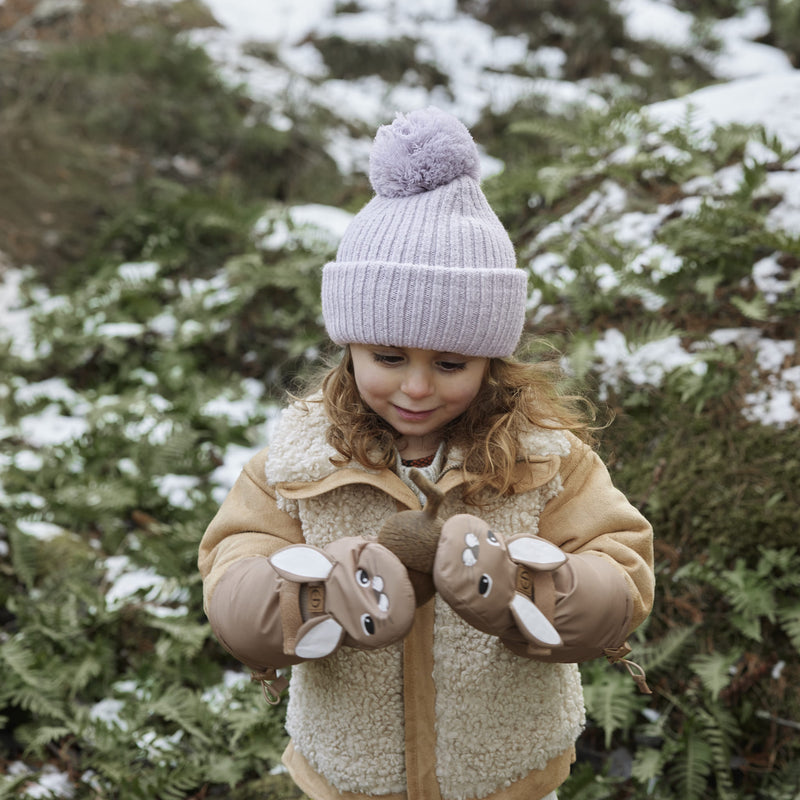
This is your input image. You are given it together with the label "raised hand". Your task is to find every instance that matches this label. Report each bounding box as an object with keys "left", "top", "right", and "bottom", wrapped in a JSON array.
[
  {"left": 433, "top": 514, "right": 566, "bottom": 648},
  {"left": 269, "top": 537, "right": 416, "bottom": 659}
]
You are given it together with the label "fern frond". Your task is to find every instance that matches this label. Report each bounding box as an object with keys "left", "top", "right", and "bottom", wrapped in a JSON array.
[
  {"left": 19, "top": 724, "right": 73, "bottom": 753},
  {"left": 689, "top": 650, "right": 740, "bottom": 701},
  {"left": 147, "top": 685, "right": 212, "bottom": 745},
  {"left": 731, "top": 293, "right": 769, "bottom": 322},
  {"left": 149, "top": 616, "right": 208, "bottom": 657},
  {"left": 631, "top": 746, "right": 664, "bottom": 784},
  {"left": 0, "top": 635, "right": 62, "bottom": 696},
  {"left": 668, "top": 721, "right": 714, "bottom": 800},
  {"left": 637, "top": 625, "right": 697, "bottom": 673},
  {"left": 697, "top": 705, "right": 739, "bottom": 800},
  {"left": 7, "top": 524, "right": 41, "bottom": 589},
  {"left": 778, "top": 605, "right": 800, "bottom": 654},
  {"left": 625, "top": 317, "right": 682, "bottom": 348},
  {"left": 581, "top": 665, "right": 647, "bottom": 748}
]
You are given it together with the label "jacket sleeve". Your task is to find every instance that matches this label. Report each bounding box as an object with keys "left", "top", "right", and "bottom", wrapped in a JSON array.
[
  {"left": 198, "top": 448, "right": 305, "bottom": 669},
  {"left": 504, "top": 434, "right": 655, "bottom": 662},
  {"left": 198, "top": 449, "right": 417, "bottom": 670}
]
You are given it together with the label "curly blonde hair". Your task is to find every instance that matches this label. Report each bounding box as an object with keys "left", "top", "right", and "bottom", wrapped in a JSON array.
[{"left": 300, "top": 345, "right": 598, "bottom": 507}]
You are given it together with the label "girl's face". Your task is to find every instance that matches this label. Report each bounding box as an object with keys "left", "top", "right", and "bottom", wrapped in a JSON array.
[{"left": 350, "top": 344, "right": 488, "bottom": 459}]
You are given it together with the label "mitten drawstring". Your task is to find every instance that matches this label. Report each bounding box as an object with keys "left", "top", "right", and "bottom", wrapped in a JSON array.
[
  {"left": 251, "top": 668, "right": 290, "bottom": 706},
  {"left": 604, "top": 643, "right": 652, "bottom": 694}
]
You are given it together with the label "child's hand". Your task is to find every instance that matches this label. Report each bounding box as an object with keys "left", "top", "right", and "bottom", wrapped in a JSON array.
[
  {"left": 432, "top": 514, "right": 565, "bottom": 649},
  {"left": 269, "top": 537, "right": 416, "bottom": 659},
  {"left": 433, "top": 514, "right": 636, "bottom": 662}
]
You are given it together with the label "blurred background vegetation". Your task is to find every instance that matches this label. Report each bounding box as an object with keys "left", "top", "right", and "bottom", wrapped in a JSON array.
[{"left": 0, "top": 0, "right": 799, "bottom": 798}]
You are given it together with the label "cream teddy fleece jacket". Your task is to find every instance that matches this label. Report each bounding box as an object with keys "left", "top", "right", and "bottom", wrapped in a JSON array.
[{"left": 199, "top": 398, "right": 654, "bottom": 800}]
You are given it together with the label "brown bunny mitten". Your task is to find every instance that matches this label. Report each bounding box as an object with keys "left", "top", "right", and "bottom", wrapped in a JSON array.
[
  {"left": 377, "top": 469, "right": 444, "bottom": 605},
  {"left": 209, "top": 537, "right": 416, "bottom": 672},
  {"left": 433, "top": 514, "right": 651, "bottom": 694},
  {"left": 433, "top": 514, "right": 564, "bottom": 650},
  {"left": 269, "top": 537, "right": 416, "bottom": 660},
  {"left": 433, "top": 514, "right": 635, "bottom": 663}
]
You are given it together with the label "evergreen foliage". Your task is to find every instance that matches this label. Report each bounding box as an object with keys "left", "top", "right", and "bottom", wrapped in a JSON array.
[{"left": 1, "top": 0, "right": 799, "bottom": 798}]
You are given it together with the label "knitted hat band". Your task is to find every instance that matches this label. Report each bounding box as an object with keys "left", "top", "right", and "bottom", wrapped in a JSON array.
[{"left": 322, "top": 260, "right": 527, "bottom": 357}]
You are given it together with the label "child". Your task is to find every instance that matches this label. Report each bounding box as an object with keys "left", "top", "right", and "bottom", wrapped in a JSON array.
[{"left": 198, "top": 107, "right": 655, "bottom": 800}]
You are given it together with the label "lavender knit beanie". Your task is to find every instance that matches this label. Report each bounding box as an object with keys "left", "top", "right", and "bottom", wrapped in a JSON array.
[{"left": 321, "top": 107, "right": 527, "bottom": 358}]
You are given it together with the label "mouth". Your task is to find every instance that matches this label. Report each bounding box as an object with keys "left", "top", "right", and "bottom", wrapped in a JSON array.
[{"left": 392, "top": 405, "right": 437, "bottom": 422}]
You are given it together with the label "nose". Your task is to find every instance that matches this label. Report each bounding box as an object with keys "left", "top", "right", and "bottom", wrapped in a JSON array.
[{"left": 401, "top": 367, "right": 434, "bottom": 399}]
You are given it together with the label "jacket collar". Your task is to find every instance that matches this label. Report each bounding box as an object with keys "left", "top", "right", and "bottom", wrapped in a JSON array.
[{"left": 265, "top": 396, "right": 568, "bottom": 506}]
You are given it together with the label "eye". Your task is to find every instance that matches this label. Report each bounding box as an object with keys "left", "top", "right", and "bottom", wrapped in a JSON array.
[
  {"left": 478, "top": 574, "right": 493, "bottom": 597},
  {"left": 437, "top": 360, "right": 467, "bottom": 372},
  {"left": 361, "top": 613, "right": 375, "bottom": 636},
  {"left": 356, "top": 568, "right": 370, "bottom": 587},
  {"left": 372, "top": 352, "right": 403, "bottom": 366},
  {"left": 486, "top": 530, "right": 501, "bottom": 547}
]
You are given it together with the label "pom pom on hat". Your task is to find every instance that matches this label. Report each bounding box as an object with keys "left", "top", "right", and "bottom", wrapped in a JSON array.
[
  {"left": 322, "top": 107, "right": 528, "bottom": 358},
  {"left": 369, "top": 107, "right": 481, "bottom": 198}
]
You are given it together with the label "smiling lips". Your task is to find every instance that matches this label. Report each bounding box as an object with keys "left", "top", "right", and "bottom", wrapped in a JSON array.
[{"left": 392, "top": 404, "right": 437, "bottom": 422}]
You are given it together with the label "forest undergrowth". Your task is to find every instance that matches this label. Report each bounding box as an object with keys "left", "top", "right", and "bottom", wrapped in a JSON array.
[{"left": 1, "top": 1, "right": 799, "bottom": 798}]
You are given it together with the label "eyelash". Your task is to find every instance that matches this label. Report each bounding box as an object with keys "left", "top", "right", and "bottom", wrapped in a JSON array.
[
  {"left": 371, "top": 353, "right": 467, "bottom": 372},
  {"left": 372, "top": 353, "right": 402, "bottom": 365}
]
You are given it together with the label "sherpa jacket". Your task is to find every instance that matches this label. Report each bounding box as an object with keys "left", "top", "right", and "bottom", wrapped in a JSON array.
[{"left": 198, "top": 398, "right": 654, "bottom": 800}]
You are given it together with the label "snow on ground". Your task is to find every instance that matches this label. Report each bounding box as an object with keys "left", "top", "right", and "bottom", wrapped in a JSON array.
[
  {"left": 190, "top": 0, "right": 800, "bottom": 137},
  {"left": 648, "top": 73, "right": 800, "bottom": 150},
  {"left": 187, "top": 0, "right": 609, "bottom": 171},
  {"left": 6, "top": 763, "right": 75, "bottom": 799}
]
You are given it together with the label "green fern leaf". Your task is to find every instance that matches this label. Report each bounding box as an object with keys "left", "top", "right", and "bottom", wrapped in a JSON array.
[
  {"left": 631, "top": 746, "right": 664, "bottom": 783},
  {"left": 669, "top": 723, "right": 714, "bottom": 800},
  {"left": 7, "top": 524, "right": 40, "bottom": 590},
  {"left": 147, "top": 685, "right": 212, "bottom": 745},
  {"left": 20, "top": 724, "right": 73, "bottom": 752},
  {"left": 582, "top": 666, "right": 646, "bottom": 748},
  {"left": 697, "top": 706, "right": 739, "bottom": 800},
  {"left": 689, "top": 651, "right": 740, "bottom": 700},
  {"left": 731, "top": 293, "right": 769, "bottom": 321},
  {"left": 778, "top": 605, "right": 800, "bottom": 654},
  {"left": 637, "top": 625, "right": 697, "bottom": 673}
]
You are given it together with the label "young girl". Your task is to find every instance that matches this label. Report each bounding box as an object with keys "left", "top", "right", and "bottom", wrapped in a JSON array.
[{"left": 199, "top": 107, "right": 655, "bottom": 800}]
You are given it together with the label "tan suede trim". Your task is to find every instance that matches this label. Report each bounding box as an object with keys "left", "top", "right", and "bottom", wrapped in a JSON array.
[
  {"left": 530, "top": 571, "right": 557, "bottom": 626},
  {"left": 434, "top": 456, "right": 561, "bottom": 498},
  {"left": 282, "top": 739, "right": 574, "bottom": 800},
  {"left": 489, "top": 748, "right": 575, "bottom": 800},
  {"left": 283, "top": 740, "right": 406, "bottom": 800},
  {"left": 198, "top": 451, "right": 304, "bottom": 608},
  {"left": 538, "top": 435, "right": 654, "bottom": 632},
  {"left": 277, "top": 468, "right": 421, "bottom": 509},
  {"left": 403, "top": 598, "right": 441, "bottom": 800}
]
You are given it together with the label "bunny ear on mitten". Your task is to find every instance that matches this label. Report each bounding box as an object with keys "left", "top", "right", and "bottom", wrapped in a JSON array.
[
  {"left": 433, "top": 515, "right": 569, "bottom": 650},
  {"left": 268, "top": 544, "right": 343, "bottom": 659},
  {"left": 268, "top": 538, "right": 416, "bottom": 659},
  {"left": 507, "top": 536, "right": 566, "bottom": 571},
  {"left": 509, "top": 594, "right": 561, "bottom": 647},
  {"left": 270, "top": 545, "right": 335, "bottom": 582},
  {"left": 293, "top": 616, "right": 345, "bottom": 659},
  {"left": 506, "top": 534, "right": 565, "bottom": 648}
]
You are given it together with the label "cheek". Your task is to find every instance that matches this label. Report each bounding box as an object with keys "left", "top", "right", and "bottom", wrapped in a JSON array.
[
  {"left": 353, "top": 370, "right": 389, "bottom": 404},
  {"left": 443, "top": 374, "right": 484, "bottom": 409}
]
